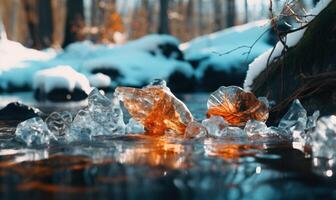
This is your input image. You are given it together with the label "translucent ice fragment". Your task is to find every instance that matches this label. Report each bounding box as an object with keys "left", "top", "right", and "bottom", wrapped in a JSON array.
[
  {"left": 202, "top": 116, "right": 228, "bottom": 137},
  {"left": 185, "top": 121, "right": 207, "bottom": 139},
  {"left": 267, "top": 126, "right": 292, "bottom": 139},
  {"left": 219, "top": 126, "right": 246, "bottom": 138},
  {"left": 310, "top": 115, "right": 336, "bottom": 159},
  {"left": 126, "top": 118, "right": 145, "bottom": 134},
  {"left": 306, "top": 110, "right": 320, "bottom": 130},
  {"left": 45, "top": 111, "right": 72, "bottom": 137},
  {"left": 207, "top": 86, "right": 268, "bottom": 126},
  {"left": 88, "top": 88, "right": 125, "bottom": 135},
  {"left": 115, "top": 80, "right": 193, "bottom": 135},
  {"left": 244, "top": 120, "right": 268, "bottom": 137},
  {"left": 278, "top": 99, "right": 307, "bottom": 130},
  {"left": 69, "top": 109, "right": 100, "bottom": 142},
  {"left": 15, "top": 117, "right": 56, "bottom": 146}
]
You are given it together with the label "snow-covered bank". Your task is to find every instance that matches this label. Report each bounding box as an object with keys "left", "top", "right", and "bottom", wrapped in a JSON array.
[
  {"left": 0, "top": 21, "right": 278, "bottom": 98},
  {"left": 181, "top": 20, "right": 272, "bottom": 79},
  {"left": 243, "top": 0, "right": 332, "bottom": 91},
  {"left": 0, "top": 34, "right": 192, "bottom": 95}
]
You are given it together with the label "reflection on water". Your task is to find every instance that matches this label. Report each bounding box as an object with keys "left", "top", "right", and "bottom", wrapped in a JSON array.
[{"left": 0, "top": 94, "right": 335, "bottom": 199}]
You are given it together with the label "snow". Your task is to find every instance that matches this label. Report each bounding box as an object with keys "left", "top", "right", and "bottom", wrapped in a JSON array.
[
  {"left": 123, "top": 34, "right": 179, "bottom": 52},
  {"left": 181, "top": 20, "right": 272, "bottom": 79},
  {"left": 88, "top": 73, "right": 112, "bottom": 88},
  {"left": 82, "top": 49, "right": 193, "bottom": 86},
  {"left": 0, "top": 34, "right": 191, "bottom": 91},
  {"left": 33, "top": 65, "right": 91, "bottom": 94},
  {"left": 244, "top": 0, "right": 332, "bottom": 91}
]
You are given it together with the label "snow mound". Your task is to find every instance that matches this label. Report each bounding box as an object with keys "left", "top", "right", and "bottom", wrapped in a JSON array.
[
  {"left": 83, "top": 49, "right": 193, "bottom": 86},
  {"left": 181, "top": 20, "right": 272, "bottom": 79},
  {"left": 88, "top": 73, "right": 112, "bottom": 88},
  {"left": 0, "top": 34, "right": 191, "bottom": 92},
  {"left": 123, "top": 34, "right": 179, "bottom": 51},
  {"left": 33, "top": 65, "right": 91, "bottom": 94},
  {"left": 244, "top": 0, "right": 332, "bottom": 91}
]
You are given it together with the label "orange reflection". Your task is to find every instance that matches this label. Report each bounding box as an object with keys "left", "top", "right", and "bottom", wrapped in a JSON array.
[
  {"left": 116, "top": 135, "right": 191, "bottom": 169},
  {"left": 204, "top": 138, "right": 263, "bottom": 159}
]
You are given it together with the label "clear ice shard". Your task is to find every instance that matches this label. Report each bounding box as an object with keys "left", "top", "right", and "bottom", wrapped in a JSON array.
[
  {"left": 45, "top": 111, "right": 72, "bottom": 137},
  {"left": 15, "top": 117, "right": 56, "bottom": 146},
  {"left": 244, "top": 120, "right": 268, "bottom": 137},
  {"left": 202, "top": 116, "right": 228, "bottom": 137},
  {"left": 69, "top": 109, "right": 97, "bottom": 142},
  {"left": 278, "top": 99, "right": 307, "bottom": 142},
  {"left": 126, "top": 118, "right": 145, "bottom": 134},
  {"left": 219, "top": 127, "right": 246, "bottom": 138},
  {"left": 115, "top": 79, "right": 193, "bottom": 135},
  {"left": 88, "top": 88, "right": 125, "bottom": 135},
  {"left": 306, "top": 110, "right": 320, "bottom": 130},
  {"left": 310, "top": 115, "right": 336, "bottom": 159},
  {"left": 207, "top": 86, "right": 268, "bottom": 126},
  {"left": 184, "top": 121, "right": 207, "bottom": 139}
]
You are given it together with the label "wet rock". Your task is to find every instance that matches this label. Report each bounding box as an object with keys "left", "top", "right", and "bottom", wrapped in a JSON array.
[
  {"left": 34, "top": 88, "right": 88, "bottom": 102},
  {"left": 0, "top": 102, "right": 44, "bottom": 121}
]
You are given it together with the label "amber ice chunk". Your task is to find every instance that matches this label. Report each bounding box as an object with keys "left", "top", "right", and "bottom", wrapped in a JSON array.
[
  {"left": 207, "top": 86, "right": 268, "bottom": 126},
  {"left": 115, "top": 80, "right": 193, "bottom": 135}
]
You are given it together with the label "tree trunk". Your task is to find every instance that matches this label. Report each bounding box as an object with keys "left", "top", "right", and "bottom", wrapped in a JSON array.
[
  {"left": 250, "top": 1, "right": 336, "bottom": 124},
  {"left": 213, "top": 0, "right": 223, "bottom": 31},
  {"left": 158, "top": 0, "right": 170, "bottom": 34},
  {"left": 63, "top": 0, "right": 84, "bottom": 47},
  {"left": 38, "top": 0, "right": 53, "bottom": 48},
  {"left": 197, "top": 0, "right": 203, "bottom": 35},
  {"left": 244, "top": 0, "right": 248, "bottom": 23},
  {"left": 23, "top": 0, "right": 41, "bottom": 48},
  {"left": 226, "top": 0, "right": 235, "bottom": 28}
]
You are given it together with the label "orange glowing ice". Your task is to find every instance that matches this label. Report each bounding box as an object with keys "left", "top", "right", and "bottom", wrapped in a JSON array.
[
  {"left": 115, "top": 80, "right": 193, "bottom": 135},
  {"left": 207, "top": 86, "right": 268, "bottom": 126}
]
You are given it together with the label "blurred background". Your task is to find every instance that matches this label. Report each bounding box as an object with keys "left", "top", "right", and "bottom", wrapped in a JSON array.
[
  {"left": 0, "top": 0, "right": 321, "bottom": 103},
  {"left": 0, "top": 0, "right": 319, "bottom": 48}
]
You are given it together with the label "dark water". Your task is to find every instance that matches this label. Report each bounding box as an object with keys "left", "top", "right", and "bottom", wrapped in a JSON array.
[{"left": 0, "top": 93, "right": 335, "bottom": 200}]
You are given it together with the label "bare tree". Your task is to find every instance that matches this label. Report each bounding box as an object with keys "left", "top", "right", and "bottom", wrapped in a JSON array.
[
  {"left": 158, "top": 0, "right": 170, "bottom": 34},
  {"left": 63, "top": 0, "right": 84, "bottom": 47},
  {"left": 213, "top": 0, "right": 223, "bottom": 31},
  {"left": 38, "top": 0, "right": 53, "bottom": 48},
  {"left": 226, "top": 0, "right": 235, "bottom": 27}
]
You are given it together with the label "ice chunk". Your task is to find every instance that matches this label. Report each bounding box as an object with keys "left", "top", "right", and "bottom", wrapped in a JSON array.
[
  {"left": 15, "top": 117, "right": 56, "bottom": 146},
  {"left": 267, "top": 126, "right": 292, "bottom": 139},
  {"left": 126, "top": 118, "right": 145, "bottom": 134},
  {"left": 219, "top": 127, "right": 246, "bottom": 138},
  {"left": 207, "top": 86, "right": 268, "bottom": 126},
  {"left": 279, "top": 99, "right": 307, "bottom": 129},
  {"left": 278, "top": 99, "right": 307, "bottom": 142},
  {"left": 45, "top": 111, "right": 72, "bottom": 137},
  {"left": 185, "top": 121, "right": 207, "bottom": 139},
  {"left": 88, "top": 88, "right": 125, "bottom": 135},
  {"left": 202, "top": 116, "right": 228, "bottom": 137},
  {"left": 115, "top": 80, "right": 193, "bottom": 135},
  {"left": 306, "top": 110, "right": 320, "bottom": 130},
  {"left": 310, "top": 115, "right": 336, "bottom": 159},
  {"left": 69, "top": 109, "right": 100, "bottom": 142},
  {"left": 244, "top": 120, "right": 268, "bottom": 137}
]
